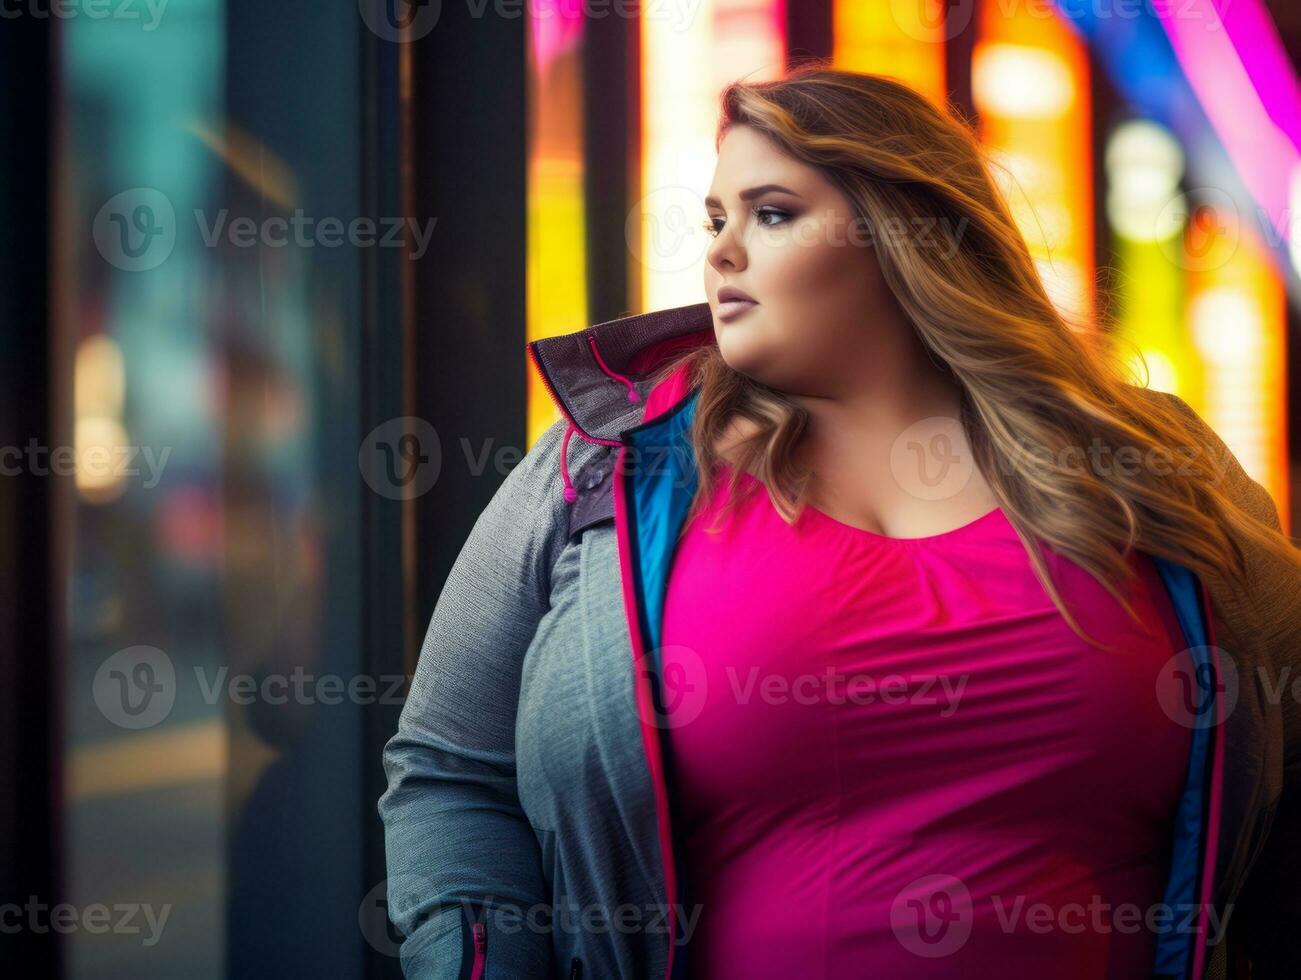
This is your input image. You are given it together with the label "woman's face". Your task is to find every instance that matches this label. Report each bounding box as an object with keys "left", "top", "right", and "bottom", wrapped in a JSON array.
[{"left": 703, "top": 123, "right": 898, "bottom": 396}]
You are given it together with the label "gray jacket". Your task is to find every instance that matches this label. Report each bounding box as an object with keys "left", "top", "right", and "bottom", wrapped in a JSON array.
[{"left": 378, "top": 303, "right": 1300, "bottom": 979}]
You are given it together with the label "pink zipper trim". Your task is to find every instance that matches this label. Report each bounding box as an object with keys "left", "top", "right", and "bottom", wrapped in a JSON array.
[
  {"left": 1191, "top": 579, "right": 1224, "bottom": 980},
  {"left": 608, "top": 358, "right": 699, "bottom": 980},
  {"left": 612, "top": 447, "right": 680, "bottom": 980},
  {"left": 469, "top": 921, "right": 486, "bottom": 980}
]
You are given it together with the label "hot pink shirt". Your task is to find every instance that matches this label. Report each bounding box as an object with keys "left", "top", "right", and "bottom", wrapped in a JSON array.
[{"left": 660, "top": 465, "right": 1192, "bottom": 978}]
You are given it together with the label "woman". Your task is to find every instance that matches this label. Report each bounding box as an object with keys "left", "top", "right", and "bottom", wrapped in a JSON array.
[{"left": 379, "top": 67, "right": 1301, "bottom": 979}]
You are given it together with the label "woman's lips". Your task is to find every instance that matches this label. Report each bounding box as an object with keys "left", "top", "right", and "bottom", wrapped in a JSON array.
[{"left": 717, "top": 299, "right": 758, "bottom": 321}]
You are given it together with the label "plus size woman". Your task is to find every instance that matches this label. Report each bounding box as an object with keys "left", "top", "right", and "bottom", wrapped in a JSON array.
[{"left": 379, "top": 67, "right": 1301, "bottom": 979}]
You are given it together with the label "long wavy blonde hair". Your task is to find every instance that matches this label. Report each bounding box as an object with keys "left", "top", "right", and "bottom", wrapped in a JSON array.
[{"left": 647, "top": 64, "right": 1300, "bottom": 651}]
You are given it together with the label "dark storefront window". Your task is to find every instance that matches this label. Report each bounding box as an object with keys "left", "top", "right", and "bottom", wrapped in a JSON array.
[{"left": 56, "top": 3, "right": 370, "bottom": 977}]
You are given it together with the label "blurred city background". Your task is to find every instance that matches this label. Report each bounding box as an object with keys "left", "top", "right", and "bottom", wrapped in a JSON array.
[{"left": 1, "top": 1, "right": 1298, "bottom": 978}]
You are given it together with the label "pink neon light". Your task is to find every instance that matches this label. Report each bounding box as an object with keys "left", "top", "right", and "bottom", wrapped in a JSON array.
[
  {"left": 530, "top": 0, "right": 585, "bottom": 69},
  {"left": 1156, "top": 0, "right": 1300, "bottom": 242},
  {"left": 1221, "top": 0, "right": 1301, "bottom": 151}
]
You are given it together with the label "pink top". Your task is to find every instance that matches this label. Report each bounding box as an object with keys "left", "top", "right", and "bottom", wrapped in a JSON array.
[{"left": 660, "top": 465, "right": 1192, "bottom": 978}]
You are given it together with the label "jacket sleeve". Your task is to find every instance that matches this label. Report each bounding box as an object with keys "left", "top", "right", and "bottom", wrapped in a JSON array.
[
  {"left": 378, "top": 417, "right": 572, "bottom": 979},
  {"left": 1162, "top": 392, "right": 1301, "bottom": 974}
]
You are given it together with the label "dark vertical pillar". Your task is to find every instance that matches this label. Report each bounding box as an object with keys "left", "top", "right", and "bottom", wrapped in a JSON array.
[
  {"left": 407, "top": 3, "right": 529, "bottom": 632},
  {"left": 787, "top": 0, "right": 833, "bottom": 70},
  {"left": 583, "top": 2, "right": 641, "bottom": 320},
  {"left": 945, "top": 1, "right": 978, "bottom": 127},
  {"left": 360, "top": 12, "right": 411, "bottom": 980},
  {"left": 0, "top": 4, "right": 62, "bottom": 977},
  {"left": 1085, "top": 41, "right": 1124, "bottom": 334}
]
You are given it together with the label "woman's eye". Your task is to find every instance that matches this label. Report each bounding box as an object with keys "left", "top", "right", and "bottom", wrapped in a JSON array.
[
  {"left": 702, "top": 206, "right": 791, "bottom": 238},
  {"left": 754, "top": 205, "right": 791, "bottom": 226}
]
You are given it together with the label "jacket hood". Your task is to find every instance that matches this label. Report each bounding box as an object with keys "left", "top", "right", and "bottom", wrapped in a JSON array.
[{"left": 526, "top": 302, "right": 715, "bottom": 509}]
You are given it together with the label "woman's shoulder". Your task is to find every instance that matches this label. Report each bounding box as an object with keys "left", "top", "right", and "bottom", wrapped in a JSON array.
[
  {"left": 482, "top": 415, "right": 618, "bottom": 545},
  {"left": 1128, "top": 386, "right": 1282, "bottom": 531},
  {"left": 487, "top": 416, "right": 570, "bottom": 516}
]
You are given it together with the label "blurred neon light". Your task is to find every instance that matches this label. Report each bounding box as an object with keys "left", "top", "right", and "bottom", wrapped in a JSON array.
[
  {"left": 640, "top": 0, "right": 785, "bottom": 312},
  {"left": 974, "top": 6, "right": 1093, "bottom": 323},
  {"left": 1217, "top": 0, "right": 1301, "bottom": 154},
  {"left": 531, "top": 0, "right": 585, "bottom": 67},
  {"left": 1186, "top": 219, "right": 1289, "bottom": 525},
  {"left": 1105, "top": 119, "right": 1185, "bottom": 243},
  {"left": 1106, "top": 119, "right": 1189, "bottom": 400},
  {"left": 833, "top": 0, "right": 945, "bottom": 106},
  {"left": 1155, "top": 0, "right": 1300, "bottom": 255},
  {"left": 73, "top": 333, "right": 130, "bottom": 503},
  {"left": 1150, "top": 0, "right": 1291, "bottom": 526},
  {"left": 526, "top": 4, "right": 589, "bottom": 447},
  {"left": 972, "top": 44, "right": 1074, "bottom": 119},
  {"left": 1052, "top": 0, "right": 1291, "bottom": 526}
]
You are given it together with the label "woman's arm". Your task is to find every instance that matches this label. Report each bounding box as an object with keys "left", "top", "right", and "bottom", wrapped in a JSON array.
[{"left": 378, "top": 418, "right": 570, "bottom": 978}]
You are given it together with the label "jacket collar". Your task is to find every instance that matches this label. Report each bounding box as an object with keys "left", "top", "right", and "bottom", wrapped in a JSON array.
[{"left": 526, "top": 302, "right": 713, "bottom": 442}]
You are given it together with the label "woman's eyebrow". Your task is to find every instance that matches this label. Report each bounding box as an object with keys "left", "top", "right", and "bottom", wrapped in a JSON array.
[{"left": 704, "top": 183, "right": 801, "bottom": 208}]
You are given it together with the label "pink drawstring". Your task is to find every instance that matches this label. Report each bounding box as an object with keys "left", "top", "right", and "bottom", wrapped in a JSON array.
[
  {"left": 561, "top": 422, "right": 580, "bottom": 503},
  {"left": 559, "top": 334, "right": 640, "bottom": 505},
  {"left": 588, "top": 334, "right": 641, "bottom": 404}
]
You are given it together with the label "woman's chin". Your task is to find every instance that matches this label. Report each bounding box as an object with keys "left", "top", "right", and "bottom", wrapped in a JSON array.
[{"left": 716, "top": 341, "right": 774, "bottom": 385}]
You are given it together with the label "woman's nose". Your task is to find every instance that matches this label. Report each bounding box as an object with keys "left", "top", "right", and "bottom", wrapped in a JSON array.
[{"left": 707, "top": 221, "right": 746, "bottom": 273}]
